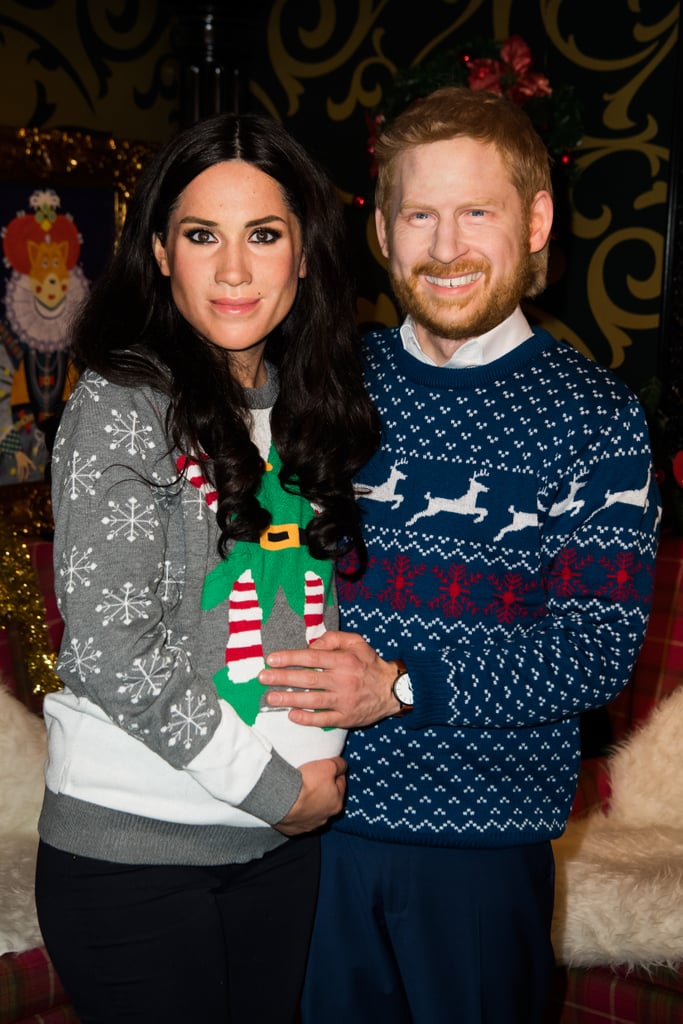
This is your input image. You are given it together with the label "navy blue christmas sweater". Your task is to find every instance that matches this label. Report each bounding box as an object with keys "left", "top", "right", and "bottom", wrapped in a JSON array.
[{"left": 336, "top": 326, "right": 660, "bottom": 848}]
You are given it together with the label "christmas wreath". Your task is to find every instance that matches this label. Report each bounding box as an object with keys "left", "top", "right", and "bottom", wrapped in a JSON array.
[{"left": 366, "top": 35, "right": 583, "bottom": 180}]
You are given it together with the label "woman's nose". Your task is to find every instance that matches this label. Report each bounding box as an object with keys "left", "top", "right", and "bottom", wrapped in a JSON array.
[{"left": 215, "top": 243, "right": 251, "bottom": 286}]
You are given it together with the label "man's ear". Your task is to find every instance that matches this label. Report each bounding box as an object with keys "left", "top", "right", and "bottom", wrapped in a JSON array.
[
  {"left": 375, "top": 207, "right": 390, "bottom": 259},
  {"left": 528, "top": 190, "right": 554, "bottom": 254},
  {"left": 152, "top": 234, "right": 170, "bottom": 277}
]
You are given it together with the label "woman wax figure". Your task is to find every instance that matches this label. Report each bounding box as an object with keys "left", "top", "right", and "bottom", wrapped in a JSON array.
[{"left": 34, "top": 112, "right": 379, "bottom": 1024}]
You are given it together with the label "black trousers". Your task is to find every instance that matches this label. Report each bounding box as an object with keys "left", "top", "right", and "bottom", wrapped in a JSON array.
[{"left": 35, "top": 835, "right": 320, "bottom": 1024}]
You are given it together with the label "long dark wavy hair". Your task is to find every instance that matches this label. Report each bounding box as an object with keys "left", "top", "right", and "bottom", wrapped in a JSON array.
[{"left": 70, "top": 113, "right": 380, "bottom": 570}]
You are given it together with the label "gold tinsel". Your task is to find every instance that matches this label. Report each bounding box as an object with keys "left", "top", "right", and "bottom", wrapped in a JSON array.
[{"left": 0, "top": 517, "right": 61, "bottom": 696}]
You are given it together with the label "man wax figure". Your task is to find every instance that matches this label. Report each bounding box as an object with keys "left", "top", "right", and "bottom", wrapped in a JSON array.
[{"left": 259, "top": 86, "right": 660, "bottom": 1024}]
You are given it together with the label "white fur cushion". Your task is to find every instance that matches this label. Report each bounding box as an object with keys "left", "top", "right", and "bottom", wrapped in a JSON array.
[
  {"left": 0, "top": 684, "right": 47, "bottom": 955},
  {"left": 552, "top": 685, "right": 683, "bottom": 968}
]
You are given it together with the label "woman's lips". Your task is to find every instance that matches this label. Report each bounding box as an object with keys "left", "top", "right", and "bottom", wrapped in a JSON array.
[{"left": 211, "top": 298, "right": 260, "bottom": 314}]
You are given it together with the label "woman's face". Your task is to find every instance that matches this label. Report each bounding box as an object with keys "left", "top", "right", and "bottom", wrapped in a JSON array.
[{"left": 153, "top": 160, "right": 306, "bottom": 386}]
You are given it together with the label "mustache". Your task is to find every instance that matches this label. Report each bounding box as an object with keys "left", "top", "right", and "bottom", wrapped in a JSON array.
[{"left": 411, "top": 260, "right": 488, "bottom": 278}]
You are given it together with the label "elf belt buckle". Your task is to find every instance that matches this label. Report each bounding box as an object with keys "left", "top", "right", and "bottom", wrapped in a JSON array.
[{"left": 260, "top": 523, "right": 305, "bottom": 550}]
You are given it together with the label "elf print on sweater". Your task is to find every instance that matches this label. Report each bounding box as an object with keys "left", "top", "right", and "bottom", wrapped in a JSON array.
[{"left": 181, "top": 432, "right": 345, "bottom": 767}]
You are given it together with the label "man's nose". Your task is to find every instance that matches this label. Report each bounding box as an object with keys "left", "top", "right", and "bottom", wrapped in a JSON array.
[{"left": 428, "top": 218, "right": 469, "bottom": 264}]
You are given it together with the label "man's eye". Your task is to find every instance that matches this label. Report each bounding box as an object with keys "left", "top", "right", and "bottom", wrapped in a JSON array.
[{"left": 468, "top": 209, "right": 486, "bottom": 217}]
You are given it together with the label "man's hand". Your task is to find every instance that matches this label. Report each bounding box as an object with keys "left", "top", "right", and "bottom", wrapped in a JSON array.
[
  {"left": 274, "top": 756, "right": 347, "bottom": 836},
  {"left": 259, "top": 631, "right": 401, "bottom": 729}
]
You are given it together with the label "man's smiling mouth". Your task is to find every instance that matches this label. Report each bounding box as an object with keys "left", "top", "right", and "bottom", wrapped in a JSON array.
[{"left": 425, "top": 272, "right": 483, "bottom": 288}]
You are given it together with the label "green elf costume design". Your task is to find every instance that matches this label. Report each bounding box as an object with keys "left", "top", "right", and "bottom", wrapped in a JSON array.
[{"left": 201, "top": 438, "right": 345, "bottom": 766}]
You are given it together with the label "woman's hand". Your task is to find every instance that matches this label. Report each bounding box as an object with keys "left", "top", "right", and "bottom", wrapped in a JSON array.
[{"left": 274, "top": 756, "right": 347, "bottom": 836}]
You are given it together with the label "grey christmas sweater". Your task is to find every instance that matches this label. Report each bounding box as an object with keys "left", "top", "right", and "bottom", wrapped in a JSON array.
[{"left": 39, "top": 367, "right": 343, "bottom": 865}]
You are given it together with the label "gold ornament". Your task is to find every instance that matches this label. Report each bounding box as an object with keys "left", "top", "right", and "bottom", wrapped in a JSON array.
[{"left": 0, "top": 517, "right": 61, "bottom": 697}]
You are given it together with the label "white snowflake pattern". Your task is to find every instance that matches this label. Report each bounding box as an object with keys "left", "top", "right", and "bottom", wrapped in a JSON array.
[
  {"left": 60, "top": 636, "right": 103, "bottom": 681},
  {"left": 67, "top": 374, "right": 108, "bottom": 409},
  {"left": 60, "top": 545, "right": 97, "bottom": 594},
  {"left": 104, "top": 408, "right": 156, "bottom": 459},
  {"left": 181, "top": 482, "right": 209, "bottom": 521},
  {"left": 116, "top": 648, "right": 173, "bottom": 703},
  {"left": 96, "top": 582, "right": 152, "bottom": 625},
  {"left": 161, "top": 690, "right": 215, "bottom": 749},
  {"left": 102, "top": 495, "right": 159, "bottom": 542},
  {"left": 157, "top": 559, "right": 185, "bottom": 603},
  {"left": 64, "top": 449, "right": 101, "bottom": 499},
  {"left": 164, "top": 627, "right": 192, "bottom": 674}
]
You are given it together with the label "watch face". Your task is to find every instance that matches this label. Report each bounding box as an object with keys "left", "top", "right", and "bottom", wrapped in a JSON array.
[{"left": 394, "top": 672, "right": 413, "bottom": 706}]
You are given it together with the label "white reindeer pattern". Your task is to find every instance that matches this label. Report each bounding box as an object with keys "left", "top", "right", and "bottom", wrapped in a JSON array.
[
  {"left": 406, "top": 472, "right": 489, "bottom": 526},
  {"left": 549, "top": 474, "right": 587, "bottom": 517},
  {"left": 604, "top": 466, "right": 651, "bottom": 512},
  {"left": 493, "top": 506, "right": 538, "bottom": 542},
  {"left": 356, "top": 459, "right": 408, "bottom": 510}
]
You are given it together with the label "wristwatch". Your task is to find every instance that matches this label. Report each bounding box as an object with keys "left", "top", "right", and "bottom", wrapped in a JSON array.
[{"left": 391, "top": 658, "right": 413, "bottom": 716}]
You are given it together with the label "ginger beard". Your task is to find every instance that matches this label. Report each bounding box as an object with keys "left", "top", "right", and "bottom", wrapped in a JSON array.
[{"left": 388, "top": 227, "right": 536, "bottom": 343}]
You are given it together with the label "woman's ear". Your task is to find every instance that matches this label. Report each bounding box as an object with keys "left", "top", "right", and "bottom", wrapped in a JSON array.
[
  {"left": 298, "top": 250, "right": 307, "bottom": 279},
  {"left": 152, "top": 234, "right": 170, "bottom": 277}
]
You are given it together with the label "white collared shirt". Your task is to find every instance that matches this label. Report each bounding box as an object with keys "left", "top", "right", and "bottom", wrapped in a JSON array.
[{"left": 400, "top": 307, "right": 533, "bottom": 368}]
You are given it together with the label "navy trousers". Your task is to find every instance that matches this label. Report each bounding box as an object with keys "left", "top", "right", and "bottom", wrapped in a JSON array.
[
  {"left": 301, "top": 830, "right": 555, "bottom": 1024},
  {"left": 36, "top": 835, "right": 319, "bottom": 1024}
]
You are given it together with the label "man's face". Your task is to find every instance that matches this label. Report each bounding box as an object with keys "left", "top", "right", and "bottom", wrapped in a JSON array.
[{"left": 375, "top": 137, "right": 552, "bottom": 365}]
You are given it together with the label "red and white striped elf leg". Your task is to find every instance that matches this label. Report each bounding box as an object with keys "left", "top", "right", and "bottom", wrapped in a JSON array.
[
  {"left": 304, "top": 571, "right": 326, "bottom": 644},
  {"left": 225, "top": 569, "right": 264, "bottom": 682}
]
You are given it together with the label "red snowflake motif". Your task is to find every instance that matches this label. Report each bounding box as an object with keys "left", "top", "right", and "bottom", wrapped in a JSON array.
[
  {"left": 485, "top": 572, "right": 533, "bottom": 624},
  {"left": 547, "top": 548, "right": 593, "bottom": 598},
  {"left": 598, "top": 551, "right": 641, "bottom": 602},
  {"left": 337, "top": 554, "right": 376, "bottom": 604},
  {"left": 377, "top": 554, "right": 426, "bottom": 610},
  {"left": 429, "top": 563, "right": 481, "bottom": 617}
]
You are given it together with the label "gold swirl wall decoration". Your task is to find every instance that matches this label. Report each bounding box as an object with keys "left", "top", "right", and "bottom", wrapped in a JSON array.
[
  {"left": 541, "top": 0, "right": 678, "bottom": 133},
  {"left": 573, "top": 123, "right": 667, "bottom": 176},
  {"left": 602, "top": 20, "right": 678, "bottom": 131},
  {"left": 587, "top": 227, "right": 663, "bottom": 368},
  {"left": 523, "top": 304, "right": 594, "bottom": 362},
  {"left": 0, "top": 3, "right": 175, "bottom": 140},
  {"left": 411, "top": 0, "right": 491, "bottom": 66},
  {"left": 327, "top": 30, "right": 395, "bottom": 121},
  {"left": 267, "top": 0, "right": 389, "bottom": 118}
]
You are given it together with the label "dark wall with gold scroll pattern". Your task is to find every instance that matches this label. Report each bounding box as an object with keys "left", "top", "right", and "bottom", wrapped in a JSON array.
[{"left": 0, "top": 0, "right": 679, "bottom": 400}]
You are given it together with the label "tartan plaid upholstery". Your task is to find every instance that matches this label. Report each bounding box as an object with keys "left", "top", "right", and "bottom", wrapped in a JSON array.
[
  {"left": 554, "top": 964, "right": 683, "bottom": 1023},
  {"left": 0, "top": 948, "right": 78, "bottom": 1024},
  {"left": 608, "top": 533, "right": 683, "bottom": 743},
  {"left": 555, "top": 531, "right": 683, "bottom": 1023}
]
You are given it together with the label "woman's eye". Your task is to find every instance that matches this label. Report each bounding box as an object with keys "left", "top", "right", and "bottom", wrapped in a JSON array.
[
  {"left": 185, "top": 228, "right": 216, "bottom": 244},
  {"left": 250, "top": 227, "right": 280, "bottom": 244}
]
